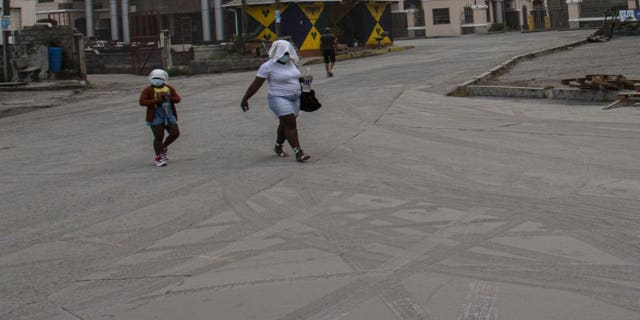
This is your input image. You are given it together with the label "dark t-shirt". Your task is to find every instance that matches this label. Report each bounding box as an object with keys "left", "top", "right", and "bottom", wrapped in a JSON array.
[{"left": 320, "top": 33, "right": 337, "bottom": 50}]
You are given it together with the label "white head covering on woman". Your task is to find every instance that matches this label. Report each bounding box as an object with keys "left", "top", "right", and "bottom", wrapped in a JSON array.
[
  {"left": 148, "top": 69, "right": 169, "bottom": 81},
  {"left": 268, "top": 40, "right": 299, "bottom": 63}
]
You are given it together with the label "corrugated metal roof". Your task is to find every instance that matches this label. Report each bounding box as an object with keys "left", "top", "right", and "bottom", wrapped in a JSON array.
[{"left": 223, "top": 0, "right": 396, "bottom": 7}]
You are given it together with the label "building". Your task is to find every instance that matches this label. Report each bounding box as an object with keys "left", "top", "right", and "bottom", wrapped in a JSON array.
[
  {"left": 223, "top": 0, "right": 396, "bottom": 54},
  {"left": 397, "top": 0, "right": 631, "bottom": 37},
  {"left": 1, "top": 0, "right": 37, "bottom": 45},
  {"left": 28, "top": 0, "right": 395, "bottom": 51},
  {"left": 34, "top": 0, "right": 229, "bottom": 44},
  {"left": 391, "top": 0, "right": 425, "bottom": 38},
  {"left": 6, "top": 0, "right": 633, "bottom": 47}
]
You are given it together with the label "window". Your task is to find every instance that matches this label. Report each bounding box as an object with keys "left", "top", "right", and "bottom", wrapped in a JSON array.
[
  {"left": 433, "top": 8, "right": 450, "bottom": 24},
  {"left": 505, "top": 0, "right": 514, "bottom": 9},
  {"left": 38, "top": 0, "right": 54, "bottom": 2},
  {"left": 463, "top": 7, "right": 473, "bottom": 24},
  {"left": 486, "top": 1, "right": 491, "bottom": 22}
]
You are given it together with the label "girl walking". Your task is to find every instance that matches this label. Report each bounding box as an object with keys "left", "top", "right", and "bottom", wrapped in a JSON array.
[{"left": 139, "top": 69, "right": 181, "bottom": 167}]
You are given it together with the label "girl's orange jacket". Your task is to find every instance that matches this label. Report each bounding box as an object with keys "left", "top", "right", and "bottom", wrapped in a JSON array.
[{"left": 138, "top": 84, "right": 181, "bottom": 122}]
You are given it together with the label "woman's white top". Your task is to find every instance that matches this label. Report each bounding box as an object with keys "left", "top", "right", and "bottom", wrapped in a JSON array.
[{"left": 256, "top": 60, "right": 301, "bottom": 96}]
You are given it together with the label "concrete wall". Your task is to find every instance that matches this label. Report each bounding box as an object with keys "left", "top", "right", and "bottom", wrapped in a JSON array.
[
  {"left": 83, "top": 41, "right": 236, "bottom": 75},
  {"left": 2, "top": 25, "right": 82, "bottom": 81},
  {"left": 192, "top": 44, "right": 234, "bottom": 61},
  {"left": 567, "top": 0, "right": 580, "bottom": 29},
  {"left": 132, "top": 0, "right": 200, "bottom": 14},
  {"left": 14, "top": 0, "right": 37, "bottom": 26},
  {"left": 15, "top": 25, "right": 74, "bottom": 61},
  {"left": 86, "top": 50, "right": 135, "bottom": 74},
  {"left": 471, "top": 5, "right": 489, "bottom": 33},
  {"left": 423, "top": 0, "right": 464, "bottom": 37},
  {"left": 86, "top": 48, "right": 161, "bottom": 74},
  {"left": 190, "top": 58, "right": 264, "bottom": 75},
  {"left": 419, "top": 0, "right": 542, "bottom": 36},
  {"left": 16, "top": 24, "right": 74, "bottom": 45},
  {"left": 85, "top": 48, "right": 191, "bottom": 74}
]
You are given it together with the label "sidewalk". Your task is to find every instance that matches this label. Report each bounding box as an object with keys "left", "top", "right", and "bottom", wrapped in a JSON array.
[
  {"left": 299, "top": 45, "right": 414, "bottom": 66},
  {"left": 454, "top": 34, "right": 640, "bottom": 102},
  {"left": 0, "top": 79, "right": 87, "bottom": 91}
]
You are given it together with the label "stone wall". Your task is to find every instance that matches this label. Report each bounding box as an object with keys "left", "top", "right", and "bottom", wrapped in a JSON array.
[
  {"left": 14, "top": 25, "right": 75, "bottom": 78},
  {"left": 83, "top": 42, "right": 261, "bottom": 75},
  {"left": 10, "top": 45, "right": 49, "bottom": 81},
  {"left": 4, "top": 25, "right": 84, "bottom": 81},
  {"left": 189, "top": 58, "right": 265, "bottom": 75},
  {"left": 85, "top": 48, "right": 163, "bottom": 74},
  {"left": 86, "top": 48, "right": 191, "bottom": 74}
]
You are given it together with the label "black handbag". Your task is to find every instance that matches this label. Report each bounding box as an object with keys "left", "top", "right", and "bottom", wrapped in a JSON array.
[{"left": 300, "top": 89, "right": 322, "bottom": 112}]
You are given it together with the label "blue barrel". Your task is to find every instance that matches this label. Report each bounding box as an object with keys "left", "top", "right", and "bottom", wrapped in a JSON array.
[{"left": 48, "top": 47, "right": 62, "bottom": 73}]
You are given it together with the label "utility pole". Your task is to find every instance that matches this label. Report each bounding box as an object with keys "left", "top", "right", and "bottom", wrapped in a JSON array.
[
  {"left": 503, "top": 0, "right": 507, "bottom": 32},
  {"left": 241, "top": 0, "right": 247, "bottom": 53},
  {"left": 2, "top": 0, "right": 10, "bottom": 82},
  {"left": 274, "top": 0, "right": 281, "bottom": 38}
]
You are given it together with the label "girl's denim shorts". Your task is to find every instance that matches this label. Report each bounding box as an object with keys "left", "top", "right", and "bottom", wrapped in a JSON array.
[{"left": 147, "top": 102, "right": 177, "bottom": 126}]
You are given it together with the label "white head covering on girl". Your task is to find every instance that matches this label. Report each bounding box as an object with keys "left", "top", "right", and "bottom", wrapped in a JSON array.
[
  {"left": 148, "top": 69, "right": 169, "bottom": 81},
  {"left": 268, "top": 40, "right": 299, "bottom": 63}
]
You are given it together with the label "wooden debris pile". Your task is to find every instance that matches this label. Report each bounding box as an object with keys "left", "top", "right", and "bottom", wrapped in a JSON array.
[{"left": 561, "top": 75, "right": 639, "bottom": 90}]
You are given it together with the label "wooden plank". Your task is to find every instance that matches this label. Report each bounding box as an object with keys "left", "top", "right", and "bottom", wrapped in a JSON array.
[
  {"left": 617, "top": 91, "right": 640, "bottom": 99},
  {"left": 603, "top": 98, "right": 628, "bottom": 110}
]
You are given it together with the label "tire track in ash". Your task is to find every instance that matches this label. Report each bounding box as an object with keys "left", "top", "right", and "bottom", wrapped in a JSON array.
[
  {"left": 457, "top": 281, "right": 498, "bottom": 320},
  {"left": 275, "top": 213, "right": 529, "bottom": 320}
]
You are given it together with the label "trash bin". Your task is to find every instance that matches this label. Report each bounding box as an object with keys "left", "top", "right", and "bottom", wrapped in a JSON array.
[{"left": 48, "top": 47, "right": 62, "bottom": 73}]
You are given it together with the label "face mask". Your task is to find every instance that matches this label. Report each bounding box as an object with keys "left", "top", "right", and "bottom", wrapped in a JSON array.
[
  {"left": 277, "top": 55, "right": 290, "bottom": 64},
  {"left": 150, "top": 79, "right": 165, "bottom": 87}
]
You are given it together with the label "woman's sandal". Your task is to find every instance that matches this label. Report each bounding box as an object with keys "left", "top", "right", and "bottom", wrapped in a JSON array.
[
  {"left": 295, "top": 149, "right": 311, "bottom": 162},
  {"left": 274, "top": 144, "right": 288, "bottom": 157}
]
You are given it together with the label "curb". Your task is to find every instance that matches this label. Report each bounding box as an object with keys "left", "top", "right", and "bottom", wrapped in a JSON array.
[
  {"left": 0, "top": 81, "right": 88, "bottom": 92},
  {"left": 448, "top": 39, "right": 588, "bottom": 97},
  {"left": 465, "top": 85, "right": 621, "bottom": 102},
  {"left": 301, "top": 45, "right": 414, "bottom": 66}
]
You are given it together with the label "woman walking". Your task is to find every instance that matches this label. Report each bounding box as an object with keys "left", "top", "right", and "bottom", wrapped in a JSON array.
[
  {"left": 320, "top": 27, "right": 338, "bottom": 77},
  {"left": 240, "top": 40, "right": 311, "bottom": 162}
]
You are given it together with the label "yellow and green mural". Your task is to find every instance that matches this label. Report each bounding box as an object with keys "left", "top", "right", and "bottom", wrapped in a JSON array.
[
  {"left": 237, "top": 1, "right": 393, "bottom": 52},
  {"left": 365, "top": 2, "right": 392, "bottom": 45},
  {"left": 246, "top": 5, "right": 282, "bottom": 42}
]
